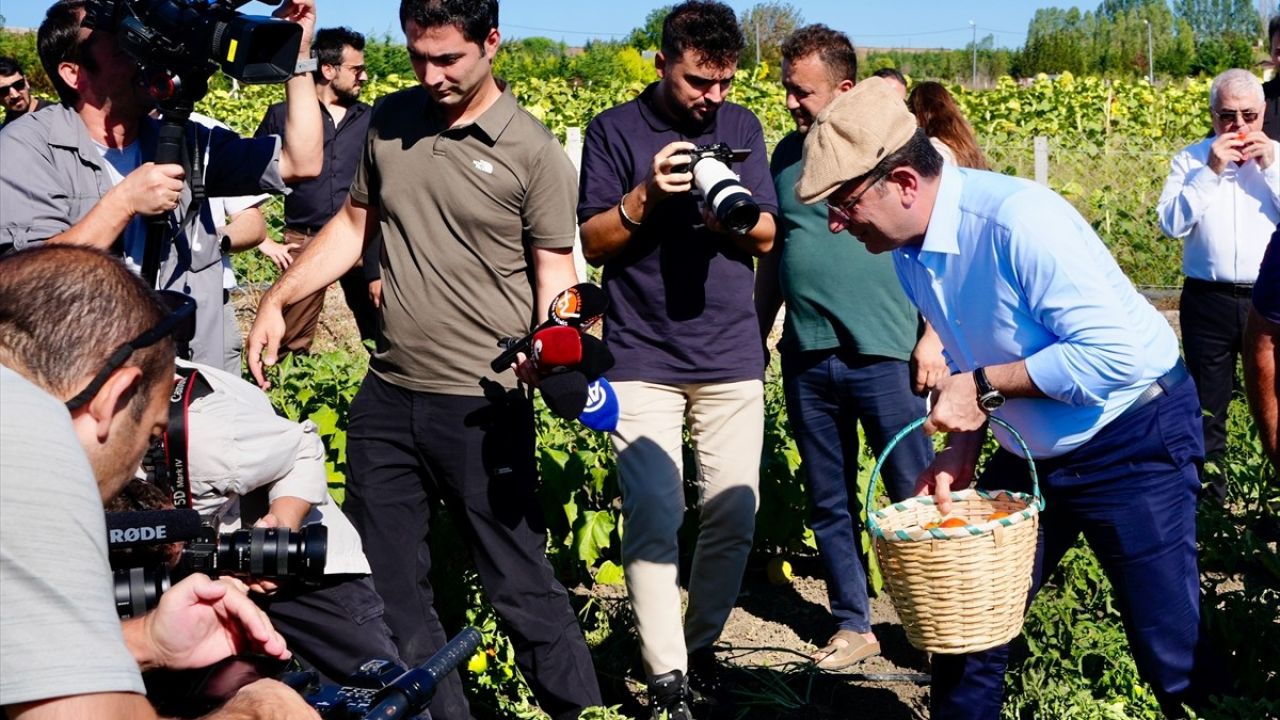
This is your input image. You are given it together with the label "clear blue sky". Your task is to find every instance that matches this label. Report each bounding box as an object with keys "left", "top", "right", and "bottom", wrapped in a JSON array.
[{"left": 2, "top": 1, "right": 1083, "bottom": 50}]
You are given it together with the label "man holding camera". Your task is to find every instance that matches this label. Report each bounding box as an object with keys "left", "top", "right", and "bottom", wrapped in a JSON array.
[
  {"left": 248, "top": 2, "right": 601, "bottom": 719},
  {"left": 577, "top": 2, "right": 777, "bottom": 716},
  {"left": 798, "top": 77, "right": 1222, "bottom": 719},
  {"left": 1157, "top": 68, "right": 1279, "bottom": 502},
  {"left": 0, "top": 245, "right": 317, "bottom": 719},
  {"left": 0, "top": 0, "right": 323, "bottom": 368}
]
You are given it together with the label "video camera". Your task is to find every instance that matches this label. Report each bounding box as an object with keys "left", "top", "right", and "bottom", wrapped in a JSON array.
[
  {"left": 675, "top": 143, "right": 760, "bottom": 236},
  {"left": 114, "top": 523, "right": 327, "bottom": 618},
  {"left": 82, "top": 0, "right": 302, "bottom": 105}
]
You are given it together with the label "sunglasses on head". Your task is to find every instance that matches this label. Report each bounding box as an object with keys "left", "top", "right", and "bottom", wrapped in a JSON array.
[
  {"left": 64, "top": 291, "right": 196, "bottom": 411},
  {"left": 0, "top": 77, "right": 27, "bottom": 94}
]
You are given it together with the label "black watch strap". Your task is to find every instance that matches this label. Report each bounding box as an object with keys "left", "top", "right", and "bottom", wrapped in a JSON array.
[{"left": 974, "top": 367, "right": 1005, "bottom": 411}]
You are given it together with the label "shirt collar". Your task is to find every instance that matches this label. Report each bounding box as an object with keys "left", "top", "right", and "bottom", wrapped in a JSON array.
[
  {"left": 469, "top": 84, "right": 518, "bottom": 143},
  {"left": 919, "top": 163, "right": 964, "bottom": 257}
]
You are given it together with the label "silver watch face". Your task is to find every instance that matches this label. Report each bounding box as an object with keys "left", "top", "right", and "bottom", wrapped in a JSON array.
[{"left": 980, "top": 393, "right": 1005, "bottom": 411}]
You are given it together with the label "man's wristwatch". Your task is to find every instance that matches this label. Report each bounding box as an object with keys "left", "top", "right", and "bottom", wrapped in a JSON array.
[{"left": 974, "top": 367, "right": 1005, "bottom": 412}]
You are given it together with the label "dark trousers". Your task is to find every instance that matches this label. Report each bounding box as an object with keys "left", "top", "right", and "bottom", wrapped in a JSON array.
[
  {"left": 782, "top": 350, "right": 933, "bottom": 634},
  {"left": 344, "top": 373, "right": 601, "bottom": 720},
  {"left": 279, "top": 228, "right": 381, "bottom": 353},
  {"left": 1180, "top": 278, "right": 1252, "bottom": 499},
  {"left": 259, "top": 574, "right": 402, "bottom": 685},
  {"left": 931, "top": 380, "right": 1224, "bottom": 719}
]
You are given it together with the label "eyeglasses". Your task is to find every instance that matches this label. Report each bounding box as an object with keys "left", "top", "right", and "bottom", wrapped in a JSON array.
[
  {"left": 64, "top": 291, "right": 196, "bottom": 411},
  {"left": 0, "top": 77, "right": 26, "bottom": 95},
  {"left": 826, "top": 169, "right": 890, "bottom": 225},
  {"left": 339, "top": 64, "right": 366, "bottom": 75},
  {"left": 1214, "top": 108, "right": 1259, "bottom": 123}
]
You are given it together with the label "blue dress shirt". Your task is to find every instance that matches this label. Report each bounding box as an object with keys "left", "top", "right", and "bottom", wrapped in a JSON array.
[{"left": 893, "top": 166, "right": 1181, "bottom": 458}]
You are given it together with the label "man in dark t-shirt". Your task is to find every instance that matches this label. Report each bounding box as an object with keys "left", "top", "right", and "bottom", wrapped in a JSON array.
[
  {"left": 577, "top": 3, "right": 777, "bottom": 717},
  {"left": 1246, "top": 225, "right": 1280, "bottom": 467}
]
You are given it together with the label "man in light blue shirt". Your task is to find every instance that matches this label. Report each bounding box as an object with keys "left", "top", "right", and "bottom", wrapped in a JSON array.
[{"left": 796, "top": 77, "right": 1222, "bottom": 718}]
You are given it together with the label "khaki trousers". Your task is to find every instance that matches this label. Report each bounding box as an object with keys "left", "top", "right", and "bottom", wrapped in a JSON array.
[
  {"left": 279, "top": 227, "right": 326, "bottom": 353},
  {"left": 610, "top": 379, "right": 763, "bottom": 677}
]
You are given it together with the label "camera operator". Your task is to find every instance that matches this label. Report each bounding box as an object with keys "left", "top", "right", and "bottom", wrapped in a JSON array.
[
  {"left": 146, "top": 357, "right": 405, "bottom": 684},
  {"left": 0, "top": 245, "right": 318, "bottom": 720},
  {"left": 0, "top": 0, "right": 323, "bottom": 369},
  {"left": 576, "top": 2, "right": 777, "bottom": 716}
]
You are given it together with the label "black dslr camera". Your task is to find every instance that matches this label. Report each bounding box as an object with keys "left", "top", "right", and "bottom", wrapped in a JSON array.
[
  {"left": 115, "top": 524, "right": 327, "bottom": 618},
  {"left": 83, "top": 0, "right": 302, "bottom": 104},
  {"left": 675, "top": 143, "right": 760, "bottom": 236}
]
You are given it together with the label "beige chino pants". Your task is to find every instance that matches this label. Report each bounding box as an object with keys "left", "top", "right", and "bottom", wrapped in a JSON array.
[{"left": 610, "top": 379, "right": 764, "bottom": 677}]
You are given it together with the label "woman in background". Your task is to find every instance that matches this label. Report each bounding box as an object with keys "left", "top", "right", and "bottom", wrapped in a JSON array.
[{"left": 907, "top": 81, "right": 990, "bottom": 170}]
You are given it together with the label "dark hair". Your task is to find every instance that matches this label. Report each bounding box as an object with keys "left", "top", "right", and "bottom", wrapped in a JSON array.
[
  {"left": 865, "top": 129, "right": 944, "bottom": 189},
  {"left": 313, "top": 27, "right": 365, "bottom": 80},
  {"left": 781, "top": 24, "right": 856, "bottom": 84},
  {"left": 907, "top": 81, "right": 989, "bottom": 170},
  {"left": 1270, "top": 15, "right": 1280, "bottom": 43},
  {"left": 399, "top": 0, "right": 497, "bottom": 45},
  {"left": 0, "top": 246, "right": 174, "bottom": 420},
  {"left": 661, "top": 0, "right": 744, "bottom": 69},
  {"left": 38, "top": 0, "right": 91, "bottom": 104},
  {"left": 872, "top": 67, "right": 906, "bottom": 87},
  {"left": 0, "top": 56, "right": 23, "bottom": 77}
]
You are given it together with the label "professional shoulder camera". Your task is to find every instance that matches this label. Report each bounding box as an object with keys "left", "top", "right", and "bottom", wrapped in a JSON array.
[
  {"left": 677, "top": 143, "right": 761, "bottom": 236},
  {"left": 83, "top": 0, "right": 302, "bottom": 103}
]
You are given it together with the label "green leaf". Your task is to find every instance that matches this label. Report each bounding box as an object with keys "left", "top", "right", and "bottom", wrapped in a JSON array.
[{"left": 593, "top": 560, "right": 625, "bottom": 586}]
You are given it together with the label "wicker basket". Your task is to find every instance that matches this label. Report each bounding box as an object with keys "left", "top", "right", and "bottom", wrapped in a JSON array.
[{"left": 865, "top": 416, "right": 1044, "bottom": 655}]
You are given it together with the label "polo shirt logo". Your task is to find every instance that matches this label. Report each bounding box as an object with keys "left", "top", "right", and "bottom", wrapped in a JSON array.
[{"left": 472, "top": 159, "right": 494, "bottom": 175}]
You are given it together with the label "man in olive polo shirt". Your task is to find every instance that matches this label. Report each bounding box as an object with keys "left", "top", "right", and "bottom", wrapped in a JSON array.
[{"left": 246, "top": 1, "right": 601, "bottom": 719}]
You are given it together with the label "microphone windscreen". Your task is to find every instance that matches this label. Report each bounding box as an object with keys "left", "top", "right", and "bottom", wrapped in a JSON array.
[
  {"left": 531, "top": 326, "right": 583, "bottom": 372},
  {"left": 540, "top": 370, "right": 589, "bottom": 420},
  {"left": 576, "top": 334, "right": 616, "bottom": 381},
  {"left": 105, "top": 509, "right": 205, "bottom": 548},
  {"left": 580, "top": 378, "right": 620, "bottom": 432},
  {"left": 547, "top": 284, "right": 609, "bottom": 329}
]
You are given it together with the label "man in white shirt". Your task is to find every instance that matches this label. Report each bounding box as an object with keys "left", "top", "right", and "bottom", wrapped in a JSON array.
[{"left": 1157, "top": 68, "right": 1280, "bottom": 501}]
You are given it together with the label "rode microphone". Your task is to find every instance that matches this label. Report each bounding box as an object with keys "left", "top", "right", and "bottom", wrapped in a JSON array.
[
  {"left": 579, "top": 377, "right": 620, "bottom": 432},
  {"left": 539, "top": 370, "right": 589, "bottom": 420},
  {"left": 105, "top": 509, "right": 205, "bottom": 549},
  {"left": 491, "top": 284, "right": 609, "bottom": 373}
]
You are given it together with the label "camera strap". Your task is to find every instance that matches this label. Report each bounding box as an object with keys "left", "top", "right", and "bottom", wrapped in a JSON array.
[{"left": 163, "top": 366, "right": 213, "bottom": 509}]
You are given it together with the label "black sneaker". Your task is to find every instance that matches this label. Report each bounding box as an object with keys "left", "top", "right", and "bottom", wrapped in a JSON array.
[
  {"left": 686, "top": 647, "right": 734, "bottom": 717},
  {"left": 648, "top": 670, "right": 693, "bottom": 720}
]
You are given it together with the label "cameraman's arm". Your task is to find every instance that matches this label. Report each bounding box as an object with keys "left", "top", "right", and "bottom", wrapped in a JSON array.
[
  {"left": 6, "top": 692, "right": 160, "bottom": 720},
  {"left": 274, "top": 0, "right": 322, "bottom": 182},
  {"left": 44, "top": 164, "right": 186, "bottom": 250}
]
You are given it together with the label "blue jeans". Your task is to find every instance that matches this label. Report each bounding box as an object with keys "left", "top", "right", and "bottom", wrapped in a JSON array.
[
  {"left": 931, "top": 379, "right": 1223, "bottom": 719},
  {"left": 782, "top": 350, "right": 933, "bottom": 634}
]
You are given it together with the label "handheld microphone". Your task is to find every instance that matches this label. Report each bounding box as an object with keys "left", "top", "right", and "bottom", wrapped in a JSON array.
[
  {"left": 530, "top": 326, "right": 583, "bottom": 372},
  {"left": 491, "top": 284, "right": 609, "bottom": 373},
  {"left": 105, "top": 509, "right": 205, "bottom": 549},
  {"left": 576, "top": 334, "right": 615, "bottom": 381},
  {"left": 539, "top": 370, "right": 589, "bottom": 420},
  {"left": 579, "top": 378, "right": 620, "bottom": 432}
]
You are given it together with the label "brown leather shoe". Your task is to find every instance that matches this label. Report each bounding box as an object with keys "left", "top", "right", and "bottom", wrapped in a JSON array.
[{"left": 811, "top": 629, "right": 881, "bottom": 670}]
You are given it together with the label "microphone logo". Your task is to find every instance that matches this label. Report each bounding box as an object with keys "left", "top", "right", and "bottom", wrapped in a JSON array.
[
  {"left": 584, "top": 380, "right": 607, "bottom": 413},
  {"left": 551, "top": 288, "right": 583, "bottom": 324}
]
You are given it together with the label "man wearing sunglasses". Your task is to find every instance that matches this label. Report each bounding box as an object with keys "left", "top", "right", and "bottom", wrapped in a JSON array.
[
  {"left": 0, "top": 0, "right": 323, "bottom": 370},
  {"left": 255, "top": 27, "right": 382, "bottom": 356},
  {"left": 0, "top": 57, "right": 50, "bottom": 131},
  {"left": 1157, "top": 68, "right": 1280, "bottom": 503},
  {"left": 0, "top": 246, "right": 318, "bottom": 719},
  {"left": 798, "top": 77, "right": 1222, "bottom": 719}
]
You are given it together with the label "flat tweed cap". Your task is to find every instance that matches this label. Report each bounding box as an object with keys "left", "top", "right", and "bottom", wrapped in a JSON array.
[{"left": 797, "top": 76, "right": 919, "bottom": 204}]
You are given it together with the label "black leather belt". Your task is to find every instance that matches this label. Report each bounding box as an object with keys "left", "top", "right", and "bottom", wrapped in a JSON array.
[
  {"left": 1122, "top": 359, "right": 1190, "bottom": 417},
  {"left": 284, "top": 225, "right": 323, "bottom": 236},
  {"left": 1184, "top": 277, "right": 1255, "bottom": 297}
]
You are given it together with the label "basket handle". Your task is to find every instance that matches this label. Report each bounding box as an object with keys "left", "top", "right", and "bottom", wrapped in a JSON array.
[{"left": 864, "top": 415, "right": 1043, "bottom": 537}]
